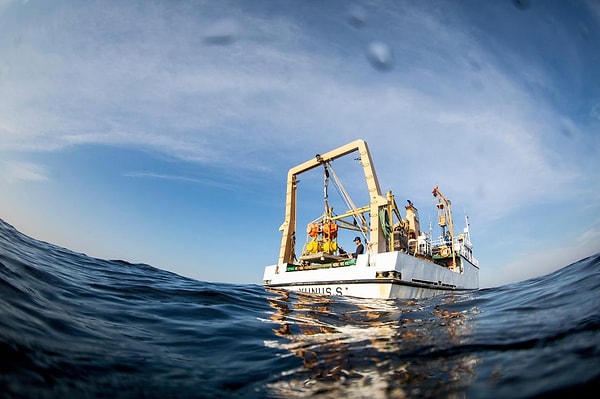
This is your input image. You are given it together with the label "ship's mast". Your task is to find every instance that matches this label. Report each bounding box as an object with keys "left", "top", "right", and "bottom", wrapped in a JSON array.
[{"left": 432, "top": 185, "right": 457, "bottom": 270}]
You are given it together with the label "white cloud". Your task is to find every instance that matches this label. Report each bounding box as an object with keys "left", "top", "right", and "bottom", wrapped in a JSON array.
[
  {"left": 0, "top": 0, "right": 596, "bottom": 225},
  {"left": 2, "top": 161, "right": 49, "bottom": 183},
  {"left": 123, "top": 171, "right": 235, "bottom": 190}
]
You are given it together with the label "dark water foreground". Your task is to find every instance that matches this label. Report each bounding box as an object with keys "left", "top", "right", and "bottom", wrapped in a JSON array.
[{"left": 0, "top": 218, "right": 598, "bottom": 398}]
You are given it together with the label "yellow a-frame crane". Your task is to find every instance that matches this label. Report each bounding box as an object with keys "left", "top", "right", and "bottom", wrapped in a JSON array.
[{"left": 277, "top": 139, "right": 390, "bottom": 266}]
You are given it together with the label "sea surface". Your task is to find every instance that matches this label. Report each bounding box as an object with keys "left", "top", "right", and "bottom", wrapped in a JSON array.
[{"left": 0, "top": 218, "right": 598, "bottom": 398}]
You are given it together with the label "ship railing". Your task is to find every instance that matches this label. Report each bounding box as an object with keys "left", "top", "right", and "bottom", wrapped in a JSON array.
[
  {"left": 431, "top": 237, "right": 463, "bottom": 255},
  {"left": 431, "top": 237, "right": 454, "bottom": 249}
]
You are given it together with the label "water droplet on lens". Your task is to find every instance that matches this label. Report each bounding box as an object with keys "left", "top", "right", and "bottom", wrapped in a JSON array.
[
  {"left": 512, "top": 0, "right": 530, "bottom": 10},
  {"left": 366, "top": 41, "right": 394, "bottom": 71},
  {"left": 204, "top": 18, "right": 239, "bottom": 45},
  {"left": 346, "top": 4, "right": 367, "bottom": 28}
]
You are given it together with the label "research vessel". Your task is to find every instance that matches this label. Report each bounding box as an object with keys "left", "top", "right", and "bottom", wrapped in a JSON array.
[{"left": 263, "top": 139, "right": 479, "bottom": 299}]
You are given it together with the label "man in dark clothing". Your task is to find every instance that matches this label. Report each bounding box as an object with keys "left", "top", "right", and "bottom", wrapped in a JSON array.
[{"left": 352, "top": 236, "right": 364, "bottom": 259}]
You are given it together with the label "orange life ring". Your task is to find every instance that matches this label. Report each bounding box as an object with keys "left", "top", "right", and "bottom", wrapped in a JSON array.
[{"left": 440, "top": 246, "right": 451, "bottom": 258}]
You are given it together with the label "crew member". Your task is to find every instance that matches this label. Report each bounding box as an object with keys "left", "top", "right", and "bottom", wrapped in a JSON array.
[
  {"left": 444, "top": 230, "right": 452, "bottom": 245},
  {"left": 352, "top": 236, "right": 364, "bottom": 259}
]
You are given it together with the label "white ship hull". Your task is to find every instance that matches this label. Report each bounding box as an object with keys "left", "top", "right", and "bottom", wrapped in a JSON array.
[
  {"left": 264, "top": 251, "right": 479, "bottom": 299},
  {"left": 263, "top": 139, "right": 480, "bottom": 300}
]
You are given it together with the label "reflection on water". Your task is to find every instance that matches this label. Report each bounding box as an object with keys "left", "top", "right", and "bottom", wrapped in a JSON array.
[{"left": 265, "top": 289, "right": 479, "bottom": 398}]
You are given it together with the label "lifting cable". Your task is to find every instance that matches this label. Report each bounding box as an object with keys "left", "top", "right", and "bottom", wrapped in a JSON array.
[{"left": 326, "top": 161, "right": 368, "bottom": 236}]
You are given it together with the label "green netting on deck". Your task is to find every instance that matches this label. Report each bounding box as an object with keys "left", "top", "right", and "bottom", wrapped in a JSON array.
[{"left": 286, "top": 258, "right": 356, "bottom": 272}]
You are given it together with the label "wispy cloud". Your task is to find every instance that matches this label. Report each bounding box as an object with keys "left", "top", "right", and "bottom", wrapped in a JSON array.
[
  {"left": 123, "top": 171, "right": 235, "bottom": 190},
  {"left": 0, "top": 0, "right": 597, "bottom": 225},
  {"left": 2, "top": 161, "right": 50, "bottom": 183}
]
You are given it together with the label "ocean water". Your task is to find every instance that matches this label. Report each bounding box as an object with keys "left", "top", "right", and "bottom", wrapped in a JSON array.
[{"left": 0, "top": 218, "right": 598, "bottom": 399}]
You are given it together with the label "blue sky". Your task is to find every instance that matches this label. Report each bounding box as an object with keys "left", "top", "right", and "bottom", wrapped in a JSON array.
[{"left": 0, "top": 0, "right": 598, "bottom": 288}]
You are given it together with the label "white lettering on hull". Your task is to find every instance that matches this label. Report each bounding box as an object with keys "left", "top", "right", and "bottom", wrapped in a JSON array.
[{"left": 297, "top": 286, "right": 345, "bottom": 296}]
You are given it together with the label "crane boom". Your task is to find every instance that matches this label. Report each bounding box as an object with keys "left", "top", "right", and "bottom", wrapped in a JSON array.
[
  {"left": 277, "top": 139, "right": 388, "bottom": 265},
  {"left": 432, "top": 185, "right": 457, "bottom": 270}
]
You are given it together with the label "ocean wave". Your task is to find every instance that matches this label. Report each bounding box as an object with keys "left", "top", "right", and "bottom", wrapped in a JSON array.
[{"left": 0, "top": 218, "right": 598, "bottom": 398}]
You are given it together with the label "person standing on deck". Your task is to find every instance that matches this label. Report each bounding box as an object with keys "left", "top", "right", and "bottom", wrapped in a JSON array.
[
  {"left": 444, "top": 230, "right": 452, "bottom": 246},
  {"left": 352, "top": 237, "right": 364, "bottom": 259}
]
